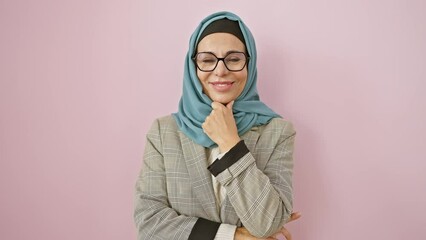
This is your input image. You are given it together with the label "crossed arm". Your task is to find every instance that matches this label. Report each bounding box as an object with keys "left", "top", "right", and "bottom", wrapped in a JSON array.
[
  {"left": 134, "top": 103, "right": 298, "bottom": 239},
  {"left": 203, "top": 101, "right": 297, "bottom": 239}
]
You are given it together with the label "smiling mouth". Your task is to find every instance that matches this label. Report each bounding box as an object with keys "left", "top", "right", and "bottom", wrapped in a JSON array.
[{"left": 210, "top": 81, "right": 234, "bottom": 92}]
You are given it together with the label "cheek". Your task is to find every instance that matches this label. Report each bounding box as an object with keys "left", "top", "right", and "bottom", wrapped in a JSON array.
[
  {"left": 236, "top": 72, "right": 248, "bottom": 94},
  {"left": 236, "top": 70, "right": 248, "bottom": 85},
  {"left": 196, "top": 71, "right": 209, "bottom": 83}
]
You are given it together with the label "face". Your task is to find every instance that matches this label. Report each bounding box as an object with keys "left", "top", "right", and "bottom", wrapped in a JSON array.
[{"left": 196, "top": 33, "right": 248, "bottom": 104}]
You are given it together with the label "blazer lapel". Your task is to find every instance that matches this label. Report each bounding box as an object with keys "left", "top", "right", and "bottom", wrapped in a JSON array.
[{"left": 180, "top": 132, "right": 220, "bottom": 222}]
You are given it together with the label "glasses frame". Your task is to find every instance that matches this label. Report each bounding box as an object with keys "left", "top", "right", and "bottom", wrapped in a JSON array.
[{"left": 192, "top": 51, "right": 250, "bottom": 72}]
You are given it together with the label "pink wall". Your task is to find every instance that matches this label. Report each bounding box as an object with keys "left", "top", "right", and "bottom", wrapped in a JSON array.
[{"left": 1, "top": 0, "right": 425, "bottom": 239}]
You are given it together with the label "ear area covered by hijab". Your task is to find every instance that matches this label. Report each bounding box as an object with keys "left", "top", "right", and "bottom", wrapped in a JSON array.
[{"left": 173, "top": 11, "right": 281, "bottom": 148}]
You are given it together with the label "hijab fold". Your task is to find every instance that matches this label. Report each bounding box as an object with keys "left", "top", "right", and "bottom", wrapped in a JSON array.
[{"left": 173, "top": 11, "right": 281, "bottom": 148}]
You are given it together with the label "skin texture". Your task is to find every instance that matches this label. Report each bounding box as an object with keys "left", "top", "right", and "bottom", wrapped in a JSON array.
[
  {"left": 197, "top": 33, "right": 246, "bottom": 153},
  {"left": 196, "top": 32, "right": 248, "bottom": 105},
  {"left": 197, "top": 32, "right": 301, "bottom": 239},
  {"left": 234, "top": 212, "right": 302, "bottom": 240}
]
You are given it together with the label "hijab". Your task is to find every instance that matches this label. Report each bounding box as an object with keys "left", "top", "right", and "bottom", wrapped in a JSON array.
[{"left": 173, "top": 11, "right": 281, "bottom": 148}]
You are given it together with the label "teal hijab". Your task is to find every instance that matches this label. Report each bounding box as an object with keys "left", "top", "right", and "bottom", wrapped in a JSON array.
[{"left": 173, "top": 11, "right": 281, "bottom": 148}]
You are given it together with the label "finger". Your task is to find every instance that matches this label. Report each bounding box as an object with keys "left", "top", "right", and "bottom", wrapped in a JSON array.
[
  {"left": 287, "top": 212, "right": 302, "bottom": 223},
  {"left": 269, "top": 232, "right": 283, "bottom": 239},
  {"left": 281, "top": 227, "right": 292, "bottom": 240},
  {"left": 226, "top": 100, "right": 234, "bottom": 110},
  {"left": 211, "top": 101, "right": 223, "bottom": 110},
  {"left": 203, "top": 115, "right": 210, "bottom": 124},
  {"left": 202, "top": 118, "right": 211, "bottom": 129}
]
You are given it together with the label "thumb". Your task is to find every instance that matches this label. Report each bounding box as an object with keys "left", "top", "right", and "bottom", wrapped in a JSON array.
[
  {"left": 226, "top": 100, "right": 234, "bottom": 110},
  {"left": 287, "top": 212, "right": 302, "bottom": 223}
]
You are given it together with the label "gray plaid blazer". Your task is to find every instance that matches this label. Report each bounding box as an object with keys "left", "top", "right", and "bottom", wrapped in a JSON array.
[{"left": 134, "top": 115, "right": 295, "bottom": 239}]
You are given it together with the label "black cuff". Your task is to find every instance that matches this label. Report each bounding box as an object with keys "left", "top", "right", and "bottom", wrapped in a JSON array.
[
  {"left": 188, "top": 218, "right": 221, "bottom": 240},
  {"left": 207, "top": 140, "right": 249, "bottom": 177}
]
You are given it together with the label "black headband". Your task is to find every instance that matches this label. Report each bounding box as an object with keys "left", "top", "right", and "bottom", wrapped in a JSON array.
[{"left": 197, "top": 18, "right": 246, "bottom": 47}]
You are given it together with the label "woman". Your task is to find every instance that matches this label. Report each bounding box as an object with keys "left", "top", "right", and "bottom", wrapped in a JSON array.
[{"left": 134, "top": 11, "right": 300, "bottom": 240}]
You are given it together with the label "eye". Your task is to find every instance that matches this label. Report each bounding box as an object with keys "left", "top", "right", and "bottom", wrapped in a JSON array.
[
  {"left": 225, "top": 53, "right": 245, "bottom": 63},
  {"left": 226, "top": 57, "right": 242, "bottom": 62},
  {"left": 196, "top": 53, "right": 217, "bottom": 64},
  {"left": 200, "top": 58, "right": 216, "bottom": 63}
]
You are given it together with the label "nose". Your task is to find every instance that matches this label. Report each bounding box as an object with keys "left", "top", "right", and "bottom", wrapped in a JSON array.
[{"left": 214, "top": 59, "right": 228, "bottom": 76}]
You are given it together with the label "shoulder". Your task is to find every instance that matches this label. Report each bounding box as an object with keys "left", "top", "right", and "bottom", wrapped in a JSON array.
[
  {"left": 270, "top": 118, "right": 295, "bottom": 136},
  {"left": 158, "top": 115, "right": 178, "bottom": 128},
  {"left": 147, "top": 115, "right": 179, "bottom": 138},
  {"left": 149, "top": 115, "right": 178, "bottom": 131},
  {"left": 262, "top": 118, "right": 296, "bottom": 136},
  {"left": 252, "top": 118, "right": 296, "bottom": 145}
]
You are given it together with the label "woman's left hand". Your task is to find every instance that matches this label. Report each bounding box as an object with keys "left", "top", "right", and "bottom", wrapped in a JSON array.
[
  {"left": 269, "top": 212, "right": 301, "bottom": 240},
  {"left": 202, "top": 101, "right": 241, "bottom": 153}
]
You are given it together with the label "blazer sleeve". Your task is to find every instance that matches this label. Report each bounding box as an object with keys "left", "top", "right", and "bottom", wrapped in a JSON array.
[
  {"left": 134, "top": 119, "right": 221, "bottom": 240},
  {"left": 212, "top": 119, "right": 296, "bottom": 238}
]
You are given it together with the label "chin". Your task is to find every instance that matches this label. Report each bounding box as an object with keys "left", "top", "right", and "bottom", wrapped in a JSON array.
[
  {"left": 218, "top": 100, "right": 230, "bottom": 105},
  {"left": 212, "top": 97, "right": 233, "bottom": 105}
]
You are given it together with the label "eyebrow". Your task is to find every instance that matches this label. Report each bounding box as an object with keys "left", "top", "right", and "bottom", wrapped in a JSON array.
[{"left": 201, "top": 50, "right": 245, "bottom": 55}]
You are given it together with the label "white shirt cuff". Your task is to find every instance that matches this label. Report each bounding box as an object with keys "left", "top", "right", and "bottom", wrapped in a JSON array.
[{"left": 214, "top": 223, "right": 237, "bottom": 240}]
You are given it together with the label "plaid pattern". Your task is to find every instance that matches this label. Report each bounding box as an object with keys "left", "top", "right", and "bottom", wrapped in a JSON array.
[{"left": 134, "top": 115, "right": 295, "bottom": 239}]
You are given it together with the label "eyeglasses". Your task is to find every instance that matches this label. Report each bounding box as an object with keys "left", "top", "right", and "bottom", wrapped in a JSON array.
[{"left": 192, "top": 52, "right": 249, "bottom": 72}]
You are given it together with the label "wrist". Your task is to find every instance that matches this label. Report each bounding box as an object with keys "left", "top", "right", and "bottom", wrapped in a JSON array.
[{"left": 219, "top": 137, "right": 240, "bottom": 153}]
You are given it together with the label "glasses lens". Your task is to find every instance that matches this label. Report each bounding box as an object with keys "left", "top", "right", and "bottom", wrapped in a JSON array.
[
  {"left": 195, "top": 52, "right": 247, "bottom": 71},
  {"left": 195, "top": 53, "right": 217, "bottom": 71},
  {"left": 224, "top": 52, "right": 247, "bottom": 71}
]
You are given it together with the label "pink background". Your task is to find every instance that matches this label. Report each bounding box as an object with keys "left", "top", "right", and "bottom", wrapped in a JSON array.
[{"left": 1, "top": 0, "right": 426, "bottom": 239}]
